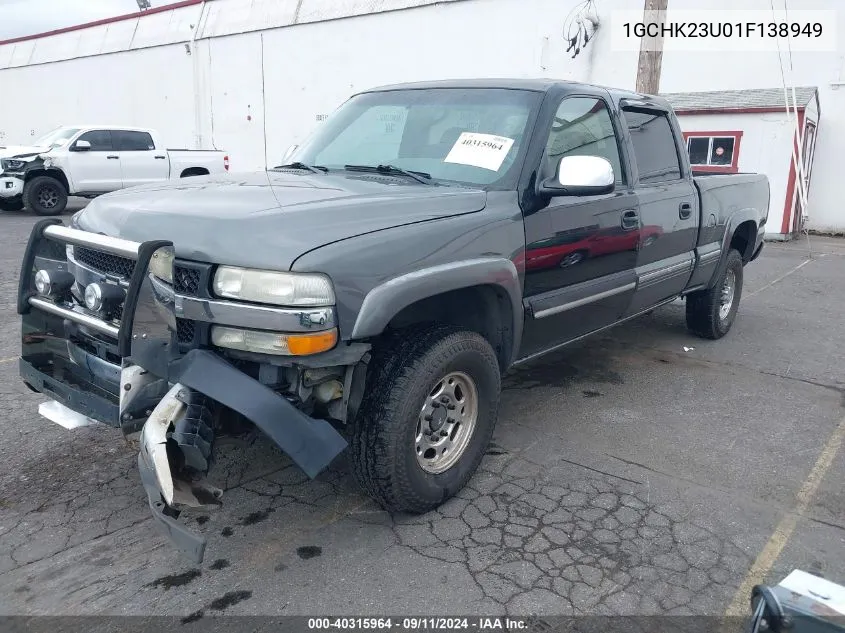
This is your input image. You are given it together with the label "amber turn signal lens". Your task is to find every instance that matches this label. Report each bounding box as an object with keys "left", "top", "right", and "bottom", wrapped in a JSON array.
[
  {"left": 211, "top": 326, "right": 338, "bottom": 356},
  {"left": 286, "top": 329, "right": 338, "bottom": 356}
]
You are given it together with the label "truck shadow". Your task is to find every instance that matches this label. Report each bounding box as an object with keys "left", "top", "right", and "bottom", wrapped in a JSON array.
[{"left": 503, "top": 303, "right": 687, "bottom": 392}]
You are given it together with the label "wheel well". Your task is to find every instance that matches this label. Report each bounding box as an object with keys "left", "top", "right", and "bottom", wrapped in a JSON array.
[
  {"left": 25, "top": 169, "right": 69, "bottom": 192},
  {"left": 180, "top": 167, "right": 209, "bottom": 178},
  {"left": 385, "top": 285, "right": 515, "bottom": 372},
  {"left": 730, "top": 220, "right": 757, "bottom": 263}
]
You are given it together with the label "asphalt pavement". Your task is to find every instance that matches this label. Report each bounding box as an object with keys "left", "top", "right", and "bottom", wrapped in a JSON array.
[{"left": 1, "top": 205, "right": 843, "bottom": 619}]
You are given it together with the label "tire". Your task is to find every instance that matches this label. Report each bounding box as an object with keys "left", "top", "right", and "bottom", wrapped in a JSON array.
[
  {"left": 23, "top": 176, "right": 68, "bottom": 216},
  {"left": 350, "top": 325, "right": 501, "bottom": 513},
  {"left": 0, "top": 198, "right": 24, "bottom": 212},
  {"left": 686, "top": 248, "right": 743, "bottom": 339}
]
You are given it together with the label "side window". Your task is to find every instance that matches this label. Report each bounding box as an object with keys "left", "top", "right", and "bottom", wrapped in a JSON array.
[
  {"left": 544, "top": 97, "right": 624, "bottom": 184},
  {"left": 115, "top": 130, "right": 155, "bottom": 151},
  {"left": 622, "top": 108, "right": 682, "bottom": 183},
  {"left": 76, "top": 130, "right": 113, "bottom": 151}
]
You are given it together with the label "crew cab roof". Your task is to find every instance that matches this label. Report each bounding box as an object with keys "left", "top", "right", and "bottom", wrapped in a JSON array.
[
  {"left": 359, "top": 78, "right": 671, "bottom": 109},
  {"left": 58, "top": 125, "right": 157, "bottom": 133}
]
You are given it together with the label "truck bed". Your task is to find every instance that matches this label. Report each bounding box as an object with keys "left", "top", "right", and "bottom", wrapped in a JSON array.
[{"left": 693, "top": 173, "right": 770, "bottom": 247}]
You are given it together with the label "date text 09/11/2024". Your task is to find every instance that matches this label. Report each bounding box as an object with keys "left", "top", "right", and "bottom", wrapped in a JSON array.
[{"left": 307, "top": 617, "right": 528, "bottom": 630}]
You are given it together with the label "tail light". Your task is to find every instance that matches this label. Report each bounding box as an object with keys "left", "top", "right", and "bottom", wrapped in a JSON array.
[{"left": 223, "top": 155, "right": 229, "bottom": 171}]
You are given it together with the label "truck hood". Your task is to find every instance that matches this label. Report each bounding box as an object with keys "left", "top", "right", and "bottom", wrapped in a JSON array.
[
  {"left": 0, "top": 145, "right": 49, "bottom": 160},
  {"left": 76, "top": 170, "right": 487, "bottom": 270}
]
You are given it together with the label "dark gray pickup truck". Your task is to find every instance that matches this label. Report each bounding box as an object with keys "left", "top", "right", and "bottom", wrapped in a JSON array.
[{"left": 17, "top": 79, "right": 768, "bottom": 562}]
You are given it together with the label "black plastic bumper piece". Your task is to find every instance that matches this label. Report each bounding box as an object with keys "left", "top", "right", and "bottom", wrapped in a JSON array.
[
  {"left": 137, "top": 452, "right": 207, "bottom": 564},
  {"left": 19, "top": 358, "right": 119, "bottom": 427},
  {"left": 170, "top": 349, "right": 348, "bottom": 479}
]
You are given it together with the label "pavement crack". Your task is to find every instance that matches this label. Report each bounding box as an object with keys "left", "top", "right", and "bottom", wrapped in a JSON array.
[
  {"left": 756, "top": 370, "right": 845, "bottom": 396},
  {"left": 623, "top": 343, "right": 844, "bottom": 395},
  {"left": 556, "top": 457, "right": 642, "bottom": 486},
  {"left": 1, "top": 515, "right": 154, "bottom": 577},
  {"left": 804, "top": 515, "right": 845, "bottom": 533}
]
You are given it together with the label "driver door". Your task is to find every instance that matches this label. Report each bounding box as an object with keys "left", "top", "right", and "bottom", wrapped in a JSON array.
[
  {"left": 519, "top": 94, "right": 640, "bottom": 359},
  {"left": 67, "top": 130, "right": 123, "bottom": 193}
]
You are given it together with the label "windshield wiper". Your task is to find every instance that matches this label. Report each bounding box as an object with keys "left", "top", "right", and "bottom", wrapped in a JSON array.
[
  {"left": 274, "top": 162, "right": 328, "bottom": 174},
  {"left": 344, "top": 164, "right": 434, "bottom": 185}
]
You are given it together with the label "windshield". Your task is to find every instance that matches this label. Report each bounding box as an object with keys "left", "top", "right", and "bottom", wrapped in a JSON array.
[
  {"left": 34, "top": 127, "right": 81, "bottom": 149},
  {"left": 290, "top": 88, "right": 541, "bottom": 187}
]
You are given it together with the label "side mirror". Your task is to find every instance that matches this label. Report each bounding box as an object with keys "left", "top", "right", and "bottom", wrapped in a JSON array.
[
  {"left": 540, "top": 155, "right": 615, "bottom": 197},
  {"left": 281, "top": 144, "right": 298, "bottom": 162},
  {"left": 72, "top": 140, "right": 91, "bottom": 152}
]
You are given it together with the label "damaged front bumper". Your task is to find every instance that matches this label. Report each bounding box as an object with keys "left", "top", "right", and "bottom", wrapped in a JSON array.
[
  {"left": 18, "top": 220, "right": 349, "bottom": 562},
  {"left": 0, "top": 174, "right": 24, "bottom": 198}
]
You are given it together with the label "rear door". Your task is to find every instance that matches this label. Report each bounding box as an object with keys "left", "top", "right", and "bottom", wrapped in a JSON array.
[
  {"left": 620, "top": 105, "right": 699, "bottom": 314},
  {"left": 519, "top": 92, "right": 640, "bottom": 359},
  {"left": 114, "top": 130, "right": 169, "bottom": 187},
  {"left": 67, "top": 130, "right": 122, "bottom": 193}
]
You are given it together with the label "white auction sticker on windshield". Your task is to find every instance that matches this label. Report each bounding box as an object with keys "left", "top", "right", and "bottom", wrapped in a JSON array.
[{"left": 444, "top": 132, "right": 515, "bottom": 171}]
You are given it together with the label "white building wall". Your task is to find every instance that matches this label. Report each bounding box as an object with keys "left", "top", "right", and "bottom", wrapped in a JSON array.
[
  {"left": 0, "top": 0, "right": 596, "bottom": 171},
  {"left": 254, "top": 0, "right": 596, "bottom": 170},
  {"left": 0, "top": 0, "right": 842, "bottom": 230},
  {"left": 0, "top": 45, "right": 196, "bottom": 150},
  {"left": 589, "top": 0, "right": 845, "bottom": 234},
  {"left": 675, "top": 112, "right": 794, "bottom": 236}
]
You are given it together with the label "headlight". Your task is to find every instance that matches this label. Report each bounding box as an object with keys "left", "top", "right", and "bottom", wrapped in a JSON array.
[
  {"left": 211, "top": 325, "right": 337, "bottom": 356},
  {"left": 212, "top": 266, "right": 334, "bottom": 306},
  {"left": 1, "top": 159, "right": 27, "bottom": 171},
  {"left": 148, "top": 247, "right": 174, "bottom": 284}
]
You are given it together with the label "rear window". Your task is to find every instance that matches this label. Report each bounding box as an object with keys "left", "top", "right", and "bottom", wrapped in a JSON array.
[
  {"left": 622, "top": 108, "right": 682, "bottom": 184},
  {"left": 115, "top": 130, "right": 155, "bottom": 151}
]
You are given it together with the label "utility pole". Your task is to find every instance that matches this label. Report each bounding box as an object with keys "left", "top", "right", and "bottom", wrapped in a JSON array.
[{"left": 635, "top": 0, "right": 668, "bottom": 94}]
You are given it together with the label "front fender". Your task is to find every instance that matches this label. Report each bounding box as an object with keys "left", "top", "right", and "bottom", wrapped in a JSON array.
[{"left": 350, "top": 257, "right": 523, "bottom": 365}]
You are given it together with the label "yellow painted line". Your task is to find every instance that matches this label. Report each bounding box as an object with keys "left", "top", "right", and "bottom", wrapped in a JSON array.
[
  {"left": 0, "top": 356, "right": 17, "bottom": 364},
  {"left": 724, "top": 414, "right": 845, "bottom": 616},
  {"left": 745, "top": 258, "right": 812, "bottom": 299}
]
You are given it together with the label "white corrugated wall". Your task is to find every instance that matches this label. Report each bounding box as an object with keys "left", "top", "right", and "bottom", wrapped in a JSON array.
[
  {"left": 0, "top": 0, "right": 597, "bottom": 170},
  {"left": 0, "top": 0, "right": 843, "bottom": 233}
]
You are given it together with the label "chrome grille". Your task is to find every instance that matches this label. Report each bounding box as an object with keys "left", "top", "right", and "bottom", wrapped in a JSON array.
[{"left": 74, "top": 246, "right": 136, "bottom": 278}]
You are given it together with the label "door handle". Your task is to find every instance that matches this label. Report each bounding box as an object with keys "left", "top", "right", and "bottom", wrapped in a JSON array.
[
  {"left": 679, "top": 202, "right": 692, "bottom": 219},
  {"left": 154, "top": 155, "right": 166, "bottom": 159},
  {"left": 621, "top": 210, "right": 639, "bottom": 230},
  {"left": 107, "top": 155, "right": 119, "bottom": 160}
]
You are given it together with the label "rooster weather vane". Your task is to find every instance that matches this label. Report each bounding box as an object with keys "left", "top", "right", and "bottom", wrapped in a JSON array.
[{"left": 563, "top": 0, "right": 600, "bottom": 59}]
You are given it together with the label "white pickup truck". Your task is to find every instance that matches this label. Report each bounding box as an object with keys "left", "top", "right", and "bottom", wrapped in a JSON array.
[{"left": 0, "top": 125, "right": 229, "bottom": 215}]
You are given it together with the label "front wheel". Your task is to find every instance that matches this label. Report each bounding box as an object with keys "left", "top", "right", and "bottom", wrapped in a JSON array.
[
  {"left": 350, "top": 325, "right": 501, "bottom": 513},
  {"left": 0, "top": 197, "right": 24, "bottom": 212},
  {"left": 686, "top": 248, "right": 744, "bottom": 339},
  {"left": 24, "top": 176, "right": 68, "bottom": 216}
]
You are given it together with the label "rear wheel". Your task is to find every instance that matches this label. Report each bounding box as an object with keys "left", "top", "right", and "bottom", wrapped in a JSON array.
[
  {"left": 350, "top": 325, "right": 501, "bottom": 513},
  {"left": 24, "top": 176, "right": 68, "bottom": 216},
  {"left": 686, "top": 248, "right": 743, "bottom": 339}
]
